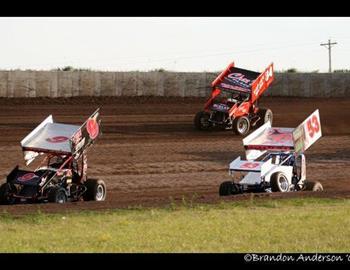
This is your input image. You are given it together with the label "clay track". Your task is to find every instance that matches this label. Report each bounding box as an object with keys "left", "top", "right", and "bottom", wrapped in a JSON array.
[{"left": 0, "top": 96, "right": 350, "bottom": 215}]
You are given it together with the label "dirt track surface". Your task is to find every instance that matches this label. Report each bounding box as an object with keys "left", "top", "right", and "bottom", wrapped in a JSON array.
[{"left": 0, "top": 96, "right": 350, "bottom": 215}]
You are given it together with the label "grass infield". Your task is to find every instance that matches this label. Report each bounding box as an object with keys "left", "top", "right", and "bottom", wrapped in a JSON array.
[{"left": 0, "top": 197, "right": 349, "bottom": 252}]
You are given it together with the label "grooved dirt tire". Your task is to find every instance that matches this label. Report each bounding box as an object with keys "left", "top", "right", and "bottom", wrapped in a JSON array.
[
  {"left": 257, "top": 108, "right": 273, "bottom": 127},
  {"left": 303, "top": 181, "right": 323, "bottom": 191},
  {"left": 219, "top": 181, "right": 234, "bottom": 196},
  {"left": 194, "top": 111, "right": 210, "bottom": 130},
  {"left": 0, "top": 183, "right": 17, "bottom": 205},
  {"left": 270, "top": 172, "right": 290, "bottom": 192},
  {"left": 48, "top": 187, "right": 67, "bottom": 203},
  {"left": 83, "top": 179, "right": 107, "bottom": 201},
  {"left": 233, "top": 116, "right": 250, "bottom": 136}
]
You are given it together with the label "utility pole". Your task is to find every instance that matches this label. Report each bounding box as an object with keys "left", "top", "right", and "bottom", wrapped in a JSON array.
[{"left": 320, "top": 39, "right": 337, "bottom": 73}]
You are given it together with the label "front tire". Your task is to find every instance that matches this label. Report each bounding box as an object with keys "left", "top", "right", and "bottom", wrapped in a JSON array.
[
  {"left": 83, "top": 179, "right": 107, "bottom": 201},
  {"left": 233, "top": 116, "right": 250, "bottom": 136},
  {"left": 270, "top": 172, "right": 289, "bottom": 192},
  {"left": 194, "top": 111, "right": 211, "bottom": 130},
  {"left": 257, "top": 108, "right": 273, "bottom": 127},
  {"left": 48, "top": 187, "right": 67, "bottom": 204},
  {"left": 303, "top": 181, "right": 323, "bottom": 192},
  {"left": 0, "top": 183, "right": 17, "bottom": 205}
]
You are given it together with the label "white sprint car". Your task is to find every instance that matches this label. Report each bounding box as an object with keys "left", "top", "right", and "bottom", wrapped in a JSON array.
[{"left": 219, "top": 109, "right": 323, "bottom": 195}]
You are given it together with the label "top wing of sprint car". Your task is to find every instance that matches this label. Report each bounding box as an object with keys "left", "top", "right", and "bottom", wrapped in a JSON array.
[
  {"left": 242, "top": 109, "right": 322, "bottom": 161},
  {"left": 21, "top": 108, "right": 101, "bottom": 165},
  {"left": 205, "top": 62, "right": 274, "bottom": 110}
]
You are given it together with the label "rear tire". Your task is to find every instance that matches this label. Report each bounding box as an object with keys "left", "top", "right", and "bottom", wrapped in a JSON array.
[
  {"left": 270, "top": 172, "right": 289, "bottom": 192},
  {"left": 0, "top": 183, "right": 17, "bottom": 205},
  {"left": 219, "top": 181, "right": 234, "bottom": 196},
  {"left": 257, "top": 108, "right": 273, "bottom": 127},
  {"left": 194, "top": 111, "right": 210, "bottom": 130},
  {"left": 233, "top": 116, "right": 250, "bottom": 136},
  {"left": 303, "top": 181, "right": 323, "bottom": 192},
  {"left": 48, "top": 187, "right": 67, "bottom": 203},
  {"left": 83, "top": 179, "right": 107, "bottom": 201},
  {"left": 219, "top": 181, "right": 241, "bottom": 196}
]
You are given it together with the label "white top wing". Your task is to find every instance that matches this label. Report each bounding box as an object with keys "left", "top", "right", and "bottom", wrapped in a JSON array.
[
  {"left": 20, "top": 109, "right": 101, "bottom": 165},
  {"left": 21, "top": 122, "right": 80, "bottom": 153},
  {"left": 243, "top": 122, "right": 294, "bottom": 160},
  {"left": 242, "top": 109, "right": 321, "bottom": 160}
]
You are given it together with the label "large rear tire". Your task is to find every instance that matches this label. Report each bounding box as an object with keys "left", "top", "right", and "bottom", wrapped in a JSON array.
[
  {"left": 194, "top": 111, "right": 210, "bottom": 131},
  {"left": 233, "top": 116, "right": 250, "bottom": 136},
  {"left": 83, "top": 179, "right": 107, "bottom": 201},
  {"left": 257, "top": 108, "right": 273, "bottom": 127},
  {"left": 219, "top": 181, "right": 234, "bottom": 196},
  {"left": 270, "top": 172, "right": 289, "bottom": 192},
  {"left": 303, "top": 181, "right": 323, "bottom": 192},
  {"left": 0, "top": 183, "right": 17, "bottom": 205},
  {"left": 219, "top": 181, "right": 241, "bottom": 196}
]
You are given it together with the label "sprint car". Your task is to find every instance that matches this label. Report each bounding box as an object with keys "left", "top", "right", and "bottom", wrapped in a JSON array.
[
  {"left": 0, "top": 109, "right": 106, "bottom": 204},
  {"left": 194, "top": 62, "right": 274, "bottom": 136},
  {"left": 219, "top": 109, "right": 323, "bottom": 195}
]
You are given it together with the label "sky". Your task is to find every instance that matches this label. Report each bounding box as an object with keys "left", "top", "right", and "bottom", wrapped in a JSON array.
[{"left": 1, "top": 17, "right": 350, "bottom": 73}]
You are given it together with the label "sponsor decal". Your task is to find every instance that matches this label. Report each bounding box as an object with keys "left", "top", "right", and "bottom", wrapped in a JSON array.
[
  {"left": 212, "top": 103, "right": 229, "bottom": 112},
  {"left": 227, "top": 73, "right": 253, "bottom": 88},
  {"left": 240, "top": 162, "right": 260, "bottom": 169},
  {"left": 254, "top": 78, "right": 264, "bottom": 97},
  {"left": 219, "top": 83, "right": 250, "bottom": 92},
  {"left": 253, "top": 65, "right": 273, "bottom": 98},
  {"left": 293, "top": 110, "right": 321, "bottom": 153},
  {"left": 230, "top": 102, "right": 250, "bottom": 117},
  {"left": 245, "top": 145, "right": 292, "bottom": 151},
  {"left": 46, "top": 136, "right": 69, "bottom": 143},
  {"left": 266, "top": 129, "right": 292, "bottom": 144},
  {"left": 86, "top": 118, "right": 99, "bottom": 140},
  {"left": 74, "top": 137, "right": 86, "bottom": 154},
  {"left": 72, "top": 129, "right": 82, "bottom": 145},
  {"left": 18, "top": 172, "right": 37, "bottom": 182}
]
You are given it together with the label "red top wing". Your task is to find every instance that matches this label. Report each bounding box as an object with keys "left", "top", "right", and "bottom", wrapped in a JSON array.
[
  {"left": 210, "top": 62, "right": 273, "bottom": 105},
  {"left": 211, "top": 62, "right": 235, "bottom": 87}
]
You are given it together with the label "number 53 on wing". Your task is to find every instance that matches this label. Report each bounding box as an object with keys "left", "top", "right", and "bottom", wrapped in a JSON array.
[{"left": 293, "top": 109, "right": 322, "bottom": 153}]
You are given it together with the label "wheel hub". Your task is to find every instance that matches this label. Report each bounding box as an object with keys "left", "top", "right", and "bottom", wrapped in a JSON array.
[
  {"left": 278, "top": 175, "right": 289, "bottom": 192},
  {"left": 96, "top": 185, "right": 105, "bottom": 201},
  {"left": 238, "top": 120, "right": 248, "bottom": 133}
]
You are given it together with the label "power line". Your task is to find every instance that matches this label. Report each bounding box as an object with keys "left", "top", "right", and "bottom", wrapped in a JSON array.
[
  {"left": 85, "top": 42, "right": 319, "bottom": 67},
  {"left": 320, "top": 39, "right": 337, "bottom": 73},
  {"left": 13, "top": 41, "right": 319, "bottom": 68}
]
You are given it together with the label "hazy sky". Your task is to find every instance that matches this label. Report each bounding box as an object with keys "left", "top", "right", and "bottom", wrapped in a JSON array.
[{"left": 1, "top": 17, "right": 350, "bottom": 72}]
